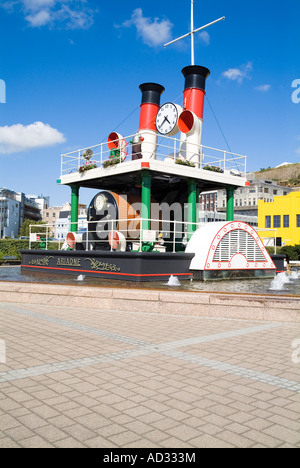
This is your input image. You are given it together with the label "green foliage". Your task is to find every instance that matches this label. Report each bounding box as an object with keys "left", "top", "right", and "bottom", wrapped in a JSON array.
[
  {"left": 278, "top": 245, "right": 300, "bottom": 260},
  {"left": 203, "top": 165, "right": 224, "bottom": 173},
  {"left": 286, "top": 175, "right": 300, "bottom": 186},
  {"left": 266, "top": 245, "right": 300, "bottom": 260},
  {"left": 0, "top": 240, "right": 32, "bottom": 261},
  {"left": 103, "top": 158, "right": 121, "bottom": 168},
  {"left": 79, "top": 163, "right": 97, "bottom": 173},
  {"left": 19, "top": 219, "right": 46, "bottom": 237},
  {"left": 259, "top": 166, "right": 272, "bottom": 172},
  {"left": 175, "top": 159, "right": 195, "bottom": 167},
  {"left": 0, "top": 239, "right": 59, "bottom": 262}
]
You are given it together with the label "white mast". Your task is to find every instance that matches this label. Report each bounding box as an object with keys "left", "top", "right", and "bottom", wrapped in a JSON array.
[
  {"left": 164, "top": 0, "right": 225, "bottom": 65},
  {"left": 191, "top": 0, "right": 194, "bottom": 65}
]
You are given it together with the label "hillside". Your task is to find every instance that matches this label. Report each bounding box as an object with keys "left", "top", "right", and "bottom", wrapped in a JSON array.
[{"left": 253, "top": 163, "right": 300, "bottom": 187}]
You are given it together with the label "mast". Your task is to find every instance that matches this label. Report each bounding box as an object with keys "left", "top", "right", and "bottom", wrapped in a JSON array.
[{"left": 164, "top": 0, "right": 225, "bottom": 65}]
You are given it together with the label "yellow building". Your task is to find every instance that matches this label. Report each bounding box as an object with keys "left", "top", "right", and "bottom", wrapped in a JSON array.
[{"left": 258, "top": 191, "right": 300, "bottom": 246}]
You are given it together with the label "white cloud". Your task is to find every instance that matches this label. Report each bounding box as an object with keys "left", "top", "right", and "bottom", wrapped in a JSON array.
[
  {"left": 199, "top": 31, "right": 210, "bottom": 45},
  {"left": 221, "top": 62, "right": 253, "bottom": 84},
  {"left": 0, "top": 121, "right": 66, "bottom": 154},
  {"left": 23, "top": 0, "right": 55, "bottom": 9},
  {"left": 0, "top": 0, "right": 95, "bottom": 29},
  {"left": 122, "top": 8, "right": 173, "bottom": 47},
  {"left": 255, "top": 84, "right": 271, "bottom": 92},
  {"left": 26, "top": 9, "right": 51, "bottom": 26}
]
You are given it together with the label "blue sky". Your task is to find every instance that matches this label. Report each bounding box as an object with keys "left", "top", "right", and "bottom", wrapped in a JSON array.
[{"left": 0, "top": 0, "right": 299, "bottom": 206}]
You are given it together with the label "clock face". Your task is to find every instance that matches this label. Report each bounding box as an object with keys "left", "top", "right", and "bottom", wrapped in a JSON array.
[
  {"left": 94, "top": 193, "right": 107, "bottom": 212},
  {"left": 156, "top": 103, "right": 179, "bottom": 135}
]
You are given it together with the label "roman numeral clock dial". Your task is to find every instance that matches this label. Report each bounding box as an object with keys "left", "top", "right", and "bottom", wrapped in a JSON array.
[{"left": 155, "top": 102, "right": 180, "bottom": 136}]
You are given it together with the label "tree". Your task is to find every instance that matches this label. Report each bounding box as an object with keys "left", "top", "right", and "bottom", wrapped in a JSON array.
[{"left": 19, "top": 219, "right": 46, "bottom": 238}]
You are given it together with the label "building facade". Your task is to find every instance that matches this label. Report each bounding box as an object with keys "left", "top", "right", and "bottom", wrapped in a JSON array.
[
  {"left": 0, "top": 195, "right": 21, "bottom": 238},
  {"left": 27, "top": 195, "right": 50, "bottom": 213},
  {"left": 42, "top": 206, "right": 62, "bottom": 237},
  {"left": 258, "top": 191, "right": 300, "bottom": 246},
  {"left": 55, "top": 204, "right": 87, "bottom": 240},
  {"left": 199, "top": 177, "right": 294, "bottom": 228},
  {"left": 216, "top": 176, "right": 293, "bottom": 217},
  {"left": 0, "top": 188, "right": 42, "bottom": 238}
]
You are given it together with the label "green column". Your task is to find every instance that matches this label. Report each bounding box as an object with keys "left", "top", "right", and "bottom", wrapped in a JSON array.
[
  {"left": 141, "top": 171, "right": 151, "bottom": 231},
  {"left": 196, "top": 187, "right": 200, "bottom": 224},
  {"left": 226, "top": 186, "right": 235, "bottom": 221},
  {"left": 70, "top": 184, "right": 79, "bottom": 233},
  {"left": 187, "top": 179, "right": 197, "bottom": 240}
]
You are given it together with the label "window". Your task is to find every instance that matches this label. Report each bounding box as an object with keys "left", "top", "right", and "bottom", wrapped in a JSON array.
[
  {"left": 265, "top": 216, "right": 271, "bottom": 228},
  {"left": 297, "top": 215, "right": 300, "bottom": 228},
  {"left": 283, "top": 215, "right": 289, "bottom": 228},
  {"left": 273, "top": 190, "right": 278, "bottom": 195},
  {"left": 264, "top": 188, "right": 269, "bottom": 194},
  {"left": 273, "top": 215, "right": 281, "bottom": 228}
]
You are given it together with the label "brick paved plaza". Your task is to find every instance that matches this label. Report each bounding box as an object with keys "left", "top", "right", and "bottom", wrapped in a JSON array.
[{"left": 0, "top": 298, "right": 299, "bottom": 448}]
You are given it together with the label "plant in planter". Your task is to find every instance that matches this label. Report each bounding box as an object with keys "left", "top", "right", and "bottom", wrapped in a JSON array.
[
  {"left": 175, "top": 158, "right": 195, "bottom": 168},
  {"left": 203, "top": 165, "right": 224, "bottom": 173},
  {"left": 103, "top": 149, "right": 124, "bottom": 169},
  {"left": 78, "top": 162, "right": 97, "bottom": 173}
]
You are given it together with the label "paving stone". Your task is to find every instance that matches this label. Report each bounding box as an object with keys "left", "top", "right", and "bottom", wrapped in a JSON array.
[
  {"left": 0, "top": 298, "right": 299, "bottom": 449},
  {"left": 263, "top": 425, "right": 300, "bottom": 445},
  {"left": 188, "top": 434, "right": 235, "bottom": 448},
  {"left": 19, "top": 435, "right": 54, "bottom": 448},
  {"left": 0, "top": 437, "right": 21, "bottom": 448}
]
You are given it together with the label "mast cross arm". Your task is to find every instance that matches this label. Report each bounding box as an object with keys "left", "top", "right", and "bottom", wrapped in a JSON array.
[{"left": 164, "top": 16, "right": 225, "bottom": 48}]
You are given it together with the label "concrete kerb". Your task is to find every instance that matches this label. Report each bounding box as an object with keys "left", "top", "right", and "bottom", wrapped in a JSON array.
[{"left": 0, "top": 281, "right": 299, "bottom": 322}]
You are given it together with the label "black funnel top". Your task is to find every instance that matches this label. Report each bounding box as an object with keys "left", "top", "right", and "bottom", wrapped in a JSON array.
[
  {"left": 181, "top": 66, "right": 210, "bottom": 91},
  {"left": 139, "top": 83, "right": 165, "bottom": 105}
]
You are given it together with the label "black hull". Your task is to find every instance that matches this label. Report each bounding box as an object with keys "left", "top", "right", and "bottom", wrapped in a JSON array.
[{"left": 21, "top": 250, "right": 194, "bottom": 282}]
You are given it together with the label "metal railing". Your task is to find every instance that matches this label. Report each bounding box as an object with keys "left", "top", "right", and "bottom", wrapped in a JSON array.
[
  {"left": 256, "top": 228, "right": 278, "bottom": 254},
  {"left": 60, "top": 134, "right": 247, "bottom": 178},
  {"left": 29, "top": 218, "right": 201, "bottom": 253},
  {"left": 28, "top": 221, "right": 277, "bottom": 256}
]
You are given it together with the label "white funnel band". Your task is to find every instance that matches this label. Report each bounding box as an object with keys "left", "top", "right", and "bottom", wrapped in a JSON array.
[
  {"left": 138, "top": 129, "right": 158, "bottom": 160},
  {"left": 178, "top": 110, "right": 203, "bottom": 166}
]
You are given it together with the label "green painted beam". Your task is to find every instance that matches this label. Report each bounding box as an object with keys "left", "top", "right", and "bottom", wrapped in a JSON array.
[
  {"left": 70, "top": 185, "right": 79, "bottom": 233},
  {"left": 141, "top": 171, "right": 151, "bottom": 232},
  {"left": 187, "top": 179, "right": 197, "bottom": 240},
  {"left": 226, "top": 186, "right": 235, "bottom": 221}
]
